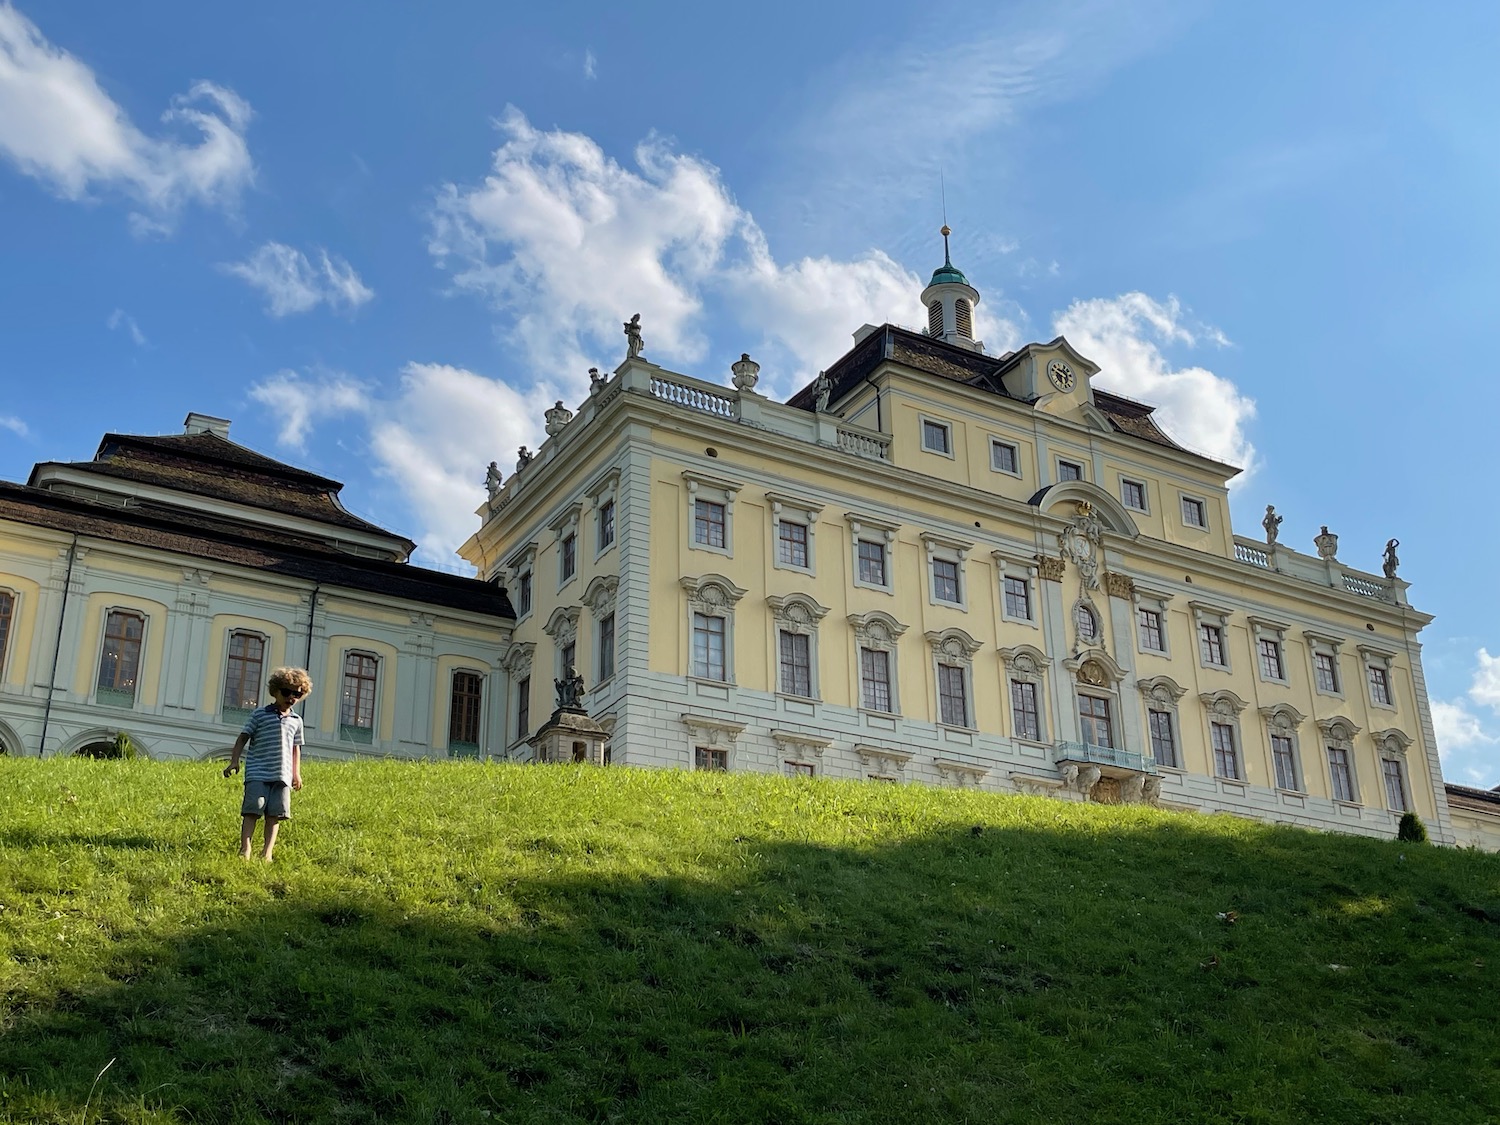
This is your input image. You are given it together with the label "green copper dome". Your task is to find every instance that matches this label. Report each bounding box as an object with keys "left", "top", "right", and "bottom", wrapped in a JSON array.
[{"left": 929, "top": 262, "right": 969, "bottom": 286}]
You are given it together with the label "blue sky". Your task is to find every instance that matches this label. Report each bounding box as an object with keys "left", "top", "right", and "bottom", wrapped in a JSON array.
[{"left": 3, "top": 1, "right": 1499, "bottom": 784}]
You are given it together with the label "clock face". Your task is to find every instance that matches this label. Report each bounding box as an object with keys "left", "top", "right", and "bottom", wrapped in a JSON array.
[{"left": 1047, "top": 359, "right": 1076, "bottom": 392}]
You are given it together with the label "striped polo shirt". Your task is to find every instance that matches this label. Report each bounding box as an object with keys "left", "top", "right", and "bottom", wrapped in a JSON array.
[{"left": 240, "top": 704, "right": 304, "bottom": 783}]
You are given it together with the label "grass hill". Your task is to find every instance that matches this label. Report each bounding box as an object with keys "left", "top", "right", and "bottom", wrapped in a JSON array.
[{"left": 1, "top": 759, "right": 1498, "bottom": 1125}]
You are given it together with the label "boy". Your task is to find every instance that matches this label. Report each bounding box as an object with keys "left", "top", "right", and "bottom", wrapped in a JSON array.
[{"left": 223, "top": 666, "right": 312, "bottom": 861}]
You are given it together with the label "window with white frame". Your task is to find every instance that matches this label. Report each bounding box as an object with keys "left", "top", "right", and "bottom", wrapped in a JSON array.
[
  {"left": 506, "top": 543, "right": 538, "bottom": 620},
  {"left": 0, "top": 589, "right": 14, "bottom": 678},
  {"left": 921, "top": 417, "right": 953, "bottom": 456},
  {"left": 1134, "top": 588, "right": 1172, "bottom": 657},
  {"left": 1000, "top": 644, "right": 1049, "bottom": 743},
  {"left": 1260, "top": 703, "right": 1307, "bottom": 792},
  {"left": 598, "top": 613, "right": 615, "bottom": 683},
  {"left": 515, "top": 675, "right": 531, "bottom": 741},
  {"left": 927, "top": 628, "right": 981, "bottom": 728},
  {"left": 544, "top": 606, "right": 581, "bottom": 686},
  {"left": 993, "top": 553, "right": 1037, "bottom": 626},
  {"left": 1180, "top": 495, "right": 1208, "bottom": 529},
  {"left": 847, "top": 514, "right": 899, "bottom": 593},
  {"left": 1079, "top": 694, "right": 1114, "bottom": 748},
  {"left": 597, "top": 500, "right": 616, "bottom": 551},
  {"left": 1201, "top": 689, "right": 1249, "bottom": 781},
  {"left": 502, "top": 642, "right": 534, "bottom": 746},
  {"left": 1318, "top": 718, "right": 1361, "bottom": 803},
  {"left": 768, "top": 593, "right": 828, "bottom": 700},
  {"left": 1249, "top": 617, "right": 1290, "bottom": 684},
  {"left": 222, "top": 630, "right": 266, "bottom": 724},
  {"left": 1191, "top": 602, "right": 1232, "bottom": 671},
  {"left": 922, "top": 532, "right": 972, "bottom": 609},
  {"left": 1376, "top": 733, "right": 1413, "bottom": 811},
  {"left": 549, "top": 502, "right": 583, "bottom": 590},
  {"left": 560, "top": 533, "right": 577, "bottom": 584},
  {"left": 1075, "top": 602, "right": 1100, "bottom": 645},
  {"left": 1057, "top": 459, "right": 1084, "bottom": 483},
  {"left": 695, "top": 746, "right": 728, "bottom": 772},
  {"left": 682, "top": 574, "right": 746, "bottom": 683},
  {"left": 1360, "top": 645, "right": 1396, "bottom": 709},
  {"left": 449, "top": 670, "right": 484, "bottom": 756},
  {"left": 1305, "top": 632, "right": 1344, "bottom": 696},
  {"left": 1138, "top": 676, "right": 1187, "bottom": 769},
  {"left": 340, "top": 651, "right": 379, "bottom": 744},
  {"left": 1120, "top": 478, "right": 1148, "bottom": 512},
  {"left": 851, "top": 610, "right": 906, "bottom": 714},
  {"left": 586, "top": 468, "right": 621, "bottom": 558},
  {"left": 583, "top": 575, "right": 619, "bottom": 687},
  {"left": 1004, "top": 576, "right": 1032, "bottom": 622},
  {"left": 768, "top": 492, "right": 822, "bottom": 576},
  {"left": 97, "top": 608, "right": 145, "bottom": 708},
  {"left": 990, "top": 438, "right": 1020, "bottom": 476},
  {"left": 684, "top": 471, "right": 741, "bottom": 557}
]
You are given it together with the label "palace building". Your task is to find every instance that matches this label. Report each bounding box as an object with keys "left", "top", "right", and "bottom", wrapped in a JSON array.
[
  {"left": 0, "top": 414, "right": 512, "bottom": 763},
  {"left": 461, "top": 233, "right": 1457, "bottom": 845}
]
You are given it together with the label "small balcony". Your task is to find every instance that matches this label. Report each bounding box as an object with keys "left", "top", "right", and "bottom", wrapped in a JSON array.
[{"left": 1053, "top": 741, "right": 1157, "bottom": 776}]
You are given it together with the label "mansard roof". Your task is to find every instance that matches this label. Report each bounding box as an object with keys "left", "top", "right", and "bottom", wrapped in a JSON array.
[
  {"left": 788, "top": 324, "right": 1192, "bottom": 458},
  {"left": 0, "top": 480, "right": 513, "bottom": 620},
  {"left": 28, "top": 429, "right": 404, "bottom": 546}
]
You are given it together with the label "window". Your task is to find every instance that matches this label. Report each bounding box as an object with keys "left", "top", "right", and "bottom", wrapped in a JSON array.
[
  {"left": 778, "top": 521, "right": 809, "bottom": 568},
  {"left": 861, "top": 647, "right": 893, "bottom": 712},
  {"left": 849, "top": 515, "right": 899, "bottom": 592},
  {"left": 1382, "top": 757, "right": 1410, "bottom": 812},
  {"left": 1199, "top": 624, "right": 1226, "bottom": 667},
  {"left": 515, "top": 676, "right": 531, "bottom": 740},
  {"left": 1148, "top": 710, "right": 1179, "bottom": 768},
  {"left": 1327, "top": 746, "right": 1356, "bottom": 802},
  {"left": 853, "top": 610, "right": 907, "bottom": 713},
  {"left": 695, "top": 746, "right": 728, "bottom": 772},
  {"left": 785, "top": 760, "right": 816, "bottom": 778},
  {"left": 1258, "top": 638, "right": 1284, "bottom": 681},
  {"left": 695, "top": 500, "right": 726, "bottom": 548},
  {"left": 1121, "top": 479, "right": 1147, "bottom": 511},
  {"left": 560, "top": 640, "right": 576, "bottom": 677},
  {"left": 1011, "top": 680, "right": 1041, "bottom": 741},
  {"left": 1079, "top": 695, "right": 1114, "bottom": 747},
  {"left": 1138, "top": 608, "right": 1165, "bottom": 653},
  {"left": 340, "top": 651, "right": 379, "bottom": 744},
  {"left": 222, "top": 631, "right": 265, "bottom": 723},
  {"left": 938, "top": 664, "right": 969, "bottom": 727},
  {"left": 1211, "top": 722, "right": 1240, "bottom": 780},
  {"left": 990, "top": 439, "right": 1020, "bottom": 475},
  {"left": 449, "top": 670, "right": 483, "bottom": 754},
  {"left": 1272, "top": 735, "right": 1298, "bottom": 791},
  {"left": 932, "top": 558, "right": 960, "bottom": 604},
  {"left": 1314, "top": 652, "right": 1340, "bottom": 694},
  {"left": 1075, "top": 604, "right": 1099, "bottom": 644},
  {"left": 0, "top": 591, "right": 12, "bottom": 676},
  {"left": 1058, "top": 460, "right": 1084, "bottom": 482},
  {"left": 96, "top": 610, "right": 144, "bottom": 707},
  {"left": 779, "top": 630, "right": 812, "bottom": 697},
  {"left": 1368, "top": 665, "right": 1392, "bottom": 707},
  {"left": 692, "top": 613, "right": 726, "bottom": 681},
  {"left": 560, "top": 533, "right": 577, "bottom": 583},
  {"left": 598, "top": 499, "right": 616, "bottom": 550},
  {"left": 921, "top": 418, "right": 952, "bottom": 455},
  {"left": 598, "top": 613, "right": 615, "bottom": 682},
  {"left": 1181, "top": 496, "right": 1207, "bottom": 528},
  {"left": 1003, "top": 576, "right": 1032, "bottom": 622}
]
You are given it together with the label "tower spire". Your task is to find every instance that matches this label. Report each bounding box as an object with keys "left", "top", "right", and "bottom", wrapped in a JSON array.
[{"left": 921, "top": 220, "right": 982, "bottom": 351}]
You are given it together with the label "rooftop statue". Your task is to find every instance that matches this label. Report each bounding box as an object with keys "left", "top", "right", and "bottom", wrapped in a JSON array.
[{"left": 624, "top": 313, "right": 644, "bottom": 360}]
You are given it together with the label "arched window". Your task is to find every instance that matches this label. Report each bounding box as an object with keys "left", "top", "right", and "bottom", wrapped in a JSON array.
[
  {"left": 340, "top": 651, "right": 380, "bottom": 744},
  {"left": 449, "top": 669, "right": 484, "bottom": 757},
  {"left": 222, "top": 631, "right": 266, "bottom": 725},
  {"left": 0, "top": 590, "right": 13, "bottom": 678},
  {"left": 97, "top": 610, "right": 145, "bottom": 708}
]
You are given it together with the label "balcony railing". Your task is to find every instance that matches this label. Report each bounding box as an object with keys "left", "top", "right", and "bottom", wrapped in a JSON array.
[
  {"left": 649, "top": 376, "right": 734, "bottom": 418},
  {"left": 1054, "top": 741, "right": 1157, "bottom": 774},
  {"left": 1342, "top": 574, "right": 1386, "bottom": 599},
  {"left": 1234, "top": 542, "right": 1270, "bottom": 568},
  {"left": 836, "top": 426, "right": 891, "bottom": 462}
]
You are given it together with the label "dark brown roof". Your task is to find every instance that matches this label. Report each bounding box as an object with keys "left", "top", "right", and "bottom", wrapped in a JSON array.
[
  {"left": 29, "top": 431, "right": 405, "bottom": 545},
  {"left": 1446, "top": 783, "right": 1500, "bottom": 809},
  {"left": 0, "top": 482, "right": 513, "bottom": 620},
  {"left": 786, "top": 324, "right": 1193, "bottom": 457}
]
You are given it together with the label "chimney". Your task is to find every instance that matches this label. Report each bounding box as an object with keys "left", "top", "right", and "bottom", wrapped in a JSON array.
[{"left": 183, "top": 413, "right": 232, "bottom": 439}]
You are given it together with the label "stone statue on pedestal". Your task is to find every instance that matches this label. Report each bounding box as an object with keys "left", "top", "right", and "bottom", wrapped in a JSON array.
[
  {"left": 624, "top": 314, "right": 644, "bottom": 359},
  {"left": 485, "top": 461, "right": 503, "bottom": 499}
]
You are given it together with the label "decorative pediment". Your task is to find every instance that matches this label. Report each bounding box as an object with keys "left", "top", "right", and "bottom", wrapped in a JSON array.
[
  {"left": 925, "top": 627, "right": 982, "bottom": 665},
  {"left": 770, "top": 730, "right": 831, "bottom": 757},
  {"left": 680, "top": 713, "right": 746, "bottom": 747},
  {"left": 1257, "top": 703, "right": 1307, "bottom": 734},
  {"left": 1029, "top": 481, "right": 1140, "bottom": 538},
  {"left": 583, "top": 575, "right": 619, "bottom": 617},
  {"left": 501, "top": 641, "right": 535, "bottom": 676},
  {"left": 681, "top": 574, "right": 747, "bottom": 614},
  {"left": 1316, "top": 716, "right": 1361, "bottom": 746},
  {"left": 543, "top": 606, "right": 581, "bottom": 644},
  {"left": 1373, "top": 728, "right": 1413, "bottom": 755},
  {"left": 998, "top": 643, "right": 1049, "bottom": 680},
  {"left": 855, "top": 744, "right": 914, "bottom": 772},
  {"left": 1138, "top": 675, "right": 1188, "bottom": 707},
  {"left": 935, "top": 758, "right": 989, "bottom": 786},
  {"left": 848, "top": 610, "right": 907, "bottom": 649},
  {"left": 766, "top": 593, "right": 830, "bottom": 631},
  {"left": 1198, "top": 689, "right": 1249, "bottom": 718},
  {"left": 1063, "top": 649, "right": 1127, "bottom": 686}
]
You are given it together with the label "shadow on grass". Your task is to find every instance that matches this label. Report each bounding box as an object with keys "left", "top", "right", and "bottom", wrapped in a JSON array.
[
  {"left": 3, "top": 815, "right": 1500, "bottom": 1124},
  {"left": 0, "top": 828, "right": 176, "bottom": 852}
]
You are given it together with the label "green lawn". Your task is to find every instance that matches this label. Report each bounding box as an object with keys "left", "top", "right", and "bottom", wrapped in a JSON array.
[{"left": 2, "top": 759, "right": 1498, "bottom": 1124}]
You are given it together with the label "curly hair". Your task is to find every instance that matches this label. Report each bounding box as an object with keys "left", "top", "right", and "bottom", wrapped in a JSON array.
[{"left": 267, "top": 666, "right": 314, "bottom": 698}]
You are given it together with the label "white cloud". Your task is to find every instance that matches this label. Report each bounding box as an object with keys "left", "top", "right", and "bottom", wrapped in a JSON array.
[
  {"left": 0, "top": 4, "right": 253, "bottom": 225},
  {"left": 583, "top": 49, "right": 596, "bottom": 80},
  {"left": 1053, "top": 293, "right": 1256, "bottom": 475},
  {"left": 428, "top": 108, "right": 948, "bottom": 396},
  {"left": 1467, "top": 647, "right": 1500, "bottom": 709},
  {"left": 247, "top": 369, "right": 371, "bottom": 450},
  {"left": 250, "top": 363, "right": 551, "bottom": 568},
  {"left": 1432, "top": 700, "right": 1494, "bottom": 760},
  {"left": 0, "top": 413, "right": 28, "bottom": 437},
  {"left": 107, "top": 308, "right": 146, "bottom": 346},
  {"left": 222, "top": 242, "right": 374, "bottom": 317}
]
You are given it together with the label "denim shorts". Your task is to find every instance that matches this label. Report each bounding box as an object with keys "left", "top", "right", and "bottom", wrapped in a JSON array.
[{"left": 241, "top": 780, "right": 291, "bottom": 820}]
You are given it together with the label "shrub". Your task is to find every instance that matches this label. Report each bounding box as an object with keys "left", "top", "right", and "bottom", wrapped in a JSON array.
[{"left": 1397, "top": 811, "right": 1429, "bottom": 843}]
